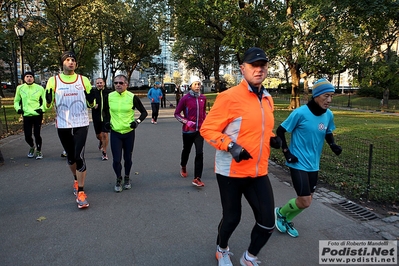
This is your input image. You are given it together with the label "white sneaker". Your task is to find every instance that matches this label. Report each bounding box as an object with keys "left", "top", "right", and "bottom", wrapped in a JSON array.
[
  {"left": 27, "top": 147, "right": 35, "bottom": 158},
  {"left": 240, "top": 252, "right": 260, "bottom": 266},
  {"left": 216, "top": 246, "right": 233, "bottom": 266},
  {"left": 35, "top": 151, "right": 43, "bottom": 159}
]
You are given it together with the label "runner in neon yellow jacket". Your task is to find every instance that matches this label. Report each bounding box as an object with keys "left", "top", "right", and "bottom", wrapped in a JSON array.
[
  {"left": 14, "top": 71, "right": 45, "bottom": 159},
  {"left": 105, "top": 74, "right": 147, "bottom": 193}
]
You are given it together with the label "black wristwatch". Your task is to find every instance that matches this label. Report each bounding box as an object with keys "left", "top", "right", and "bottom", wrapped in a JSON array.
[{"left": 228, "top": 142, "right": 234, "bottom": 151}]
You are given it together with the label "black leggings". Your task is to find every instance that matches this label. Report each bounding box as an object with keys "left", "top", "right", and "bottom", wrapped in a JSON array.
[
  {"left": 150, "top": 103, "right": 160, "bottom": 121},
  {"left": 289, "top": 168, "right": 318, "bottom": 196},
  {"left": 110, "top": 130, "right": 135, "bottom": 178},
  {"left": 23, "top": 114, "right": 43, "bottom": 151},
  {"left": 180, "top": 132, "right": 204, "bottom": 178},
  {"left": 57, "top": 126, "right": 88, "bottom": 172},
  {"left": 216, "top": 174, "right": 275, "bottom": 256}
]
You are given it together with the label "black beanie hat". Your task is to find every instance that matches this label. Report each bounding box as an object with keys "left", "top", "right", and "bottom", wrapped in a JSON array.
[
  {"left": 61, "top": 51, "right": 76, "bottom": 64},
  {"left": 23, "top": 71, "right": 34, "bottom": 80}
]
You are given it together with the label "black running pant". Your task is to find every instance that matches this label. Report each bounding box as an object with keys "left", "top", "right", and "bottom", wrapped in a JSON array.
[
  {"left": 150, "top": 103, "right": 160, "bottom": 121},
  {"left": 23, "top": 114, "right": 43, "bottom": 151},
  {"left": 216, "top": 174, "right": 275, "bottom": 256},
  {"left": 180, "top": 131, "right": 204, "bottom": 178},
  {"left": 110, "top": 129, "right": 135, "bottom": 178},
  {"left": 289, "top": 167, "right": 318, "bottom": 196},
  {"left": 57, "top": 126, "right": 88, "bottom": 172}
]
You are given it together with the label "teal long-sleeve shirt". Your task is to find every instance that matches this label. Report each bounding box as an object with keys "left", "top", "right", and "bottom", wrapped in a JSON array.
[
  {"left": 14, "top": 83, "right": 45, "bottom": 116},
  {"left": 108, "top": 90, "right": 148, "bottom": 134}
]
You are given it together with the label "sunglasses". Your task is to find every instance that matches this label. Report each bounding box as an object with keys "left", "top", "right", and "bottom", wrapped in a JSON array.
[{"left": 114, "top": 81, "right": 125, "bottom": 85}]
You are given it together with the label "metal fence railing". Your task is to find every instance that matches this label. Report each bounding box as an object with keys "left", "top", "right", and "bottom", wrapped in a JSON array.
[
  {"left": 271, "top": 137, "right": 399, "bottom": 204},
  {"left": 275, "top": 94, "right": 399, "bottom": 112},
  {"left": 320, "top": 137, "right": 399, "bottom": 203}
]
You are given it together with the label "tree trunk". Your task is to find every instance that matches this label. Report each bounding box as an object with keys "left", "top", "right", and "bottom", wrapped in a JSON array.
[
  {"left": 302, "top": 74, "right": 309, "bottom": 101},
  {"left": 289, "top": 64, "right": 300, "bottom": 109},
  {"left": 213, "top": 44, "right": 221, "bottom": 91}
]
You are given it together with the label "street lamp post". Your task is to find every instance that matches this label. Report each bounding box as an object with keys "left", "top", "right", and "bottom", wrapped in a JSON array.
[{"left": 14, "top": 21, "right": 26, "bottom": 82}]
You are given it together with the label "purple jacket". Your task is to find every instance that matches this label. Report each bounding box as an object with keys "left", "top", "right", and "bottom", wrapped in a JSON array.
[{"left": 174, "top": 92, "right": 207, "bottom": 132}]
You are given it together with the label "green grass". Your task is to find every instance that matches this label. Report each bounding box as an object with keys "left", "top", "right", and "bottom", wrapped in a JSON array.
[{"left": 204, "top": 92, "right": 399, "bottom": 205}]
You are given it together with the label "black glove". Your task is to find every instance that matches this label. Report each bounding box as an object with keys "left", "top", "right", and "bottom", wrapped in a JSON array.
[
  {"left": 270, "top": 136, "right": 282, "bottom": 149},
  {"left": 85, "top": 90, "right": 95, "bottom": 104},
  {"left": 104, "top": 122, "right": 111, "bottom": 131},
  {"left": 330, "top": 143, "right": 342, "bottom": 156},
  {"left": 17, "top": 109, "right": 23, "bottom": 114},
  {"left": 229, "top": 142, "right": 253, "bottom": 163},
  {"left": 35, "top": 109, "right": 43, "bottom": 114},
  {"left": 130, "top": 121, "right": 139, "bottom": 129},
  {"left": 283, "top": 149, "right": 298, "bottom": 163},
  {"left": 46, "top": 88, "right": 53, "bottom": 104}
]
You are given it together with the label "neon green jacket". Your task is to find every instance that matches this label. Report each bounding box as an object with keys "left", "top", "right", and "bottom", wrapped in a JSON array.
[
  {"left": 108, "top": 90, "right": 136, "bottom": 134},
  {"left": 14, "top": 83, "right": 45, "bottom": 116}
]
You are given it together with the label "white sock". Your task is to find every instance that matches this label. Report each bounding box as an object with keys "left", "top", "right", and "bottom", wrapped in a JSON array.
[
  {"left": 245, "top": 250, "right": 257, "bottom": 261},
  {"left": 217, "top": 245, "right": 229, "bottom": 253}
]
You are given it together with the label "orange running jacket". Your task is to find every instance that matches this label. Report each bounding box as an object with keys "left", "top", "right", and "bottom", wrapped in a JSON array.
[{"left": 200, "top": 79, "right": 275, "bottom": 178}]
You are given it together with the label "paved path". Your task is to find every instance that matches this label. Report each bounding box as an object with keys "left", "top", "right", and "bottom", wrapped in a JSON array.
[{"left": 0, "top": 96, "right": 397, "bottom": 266}]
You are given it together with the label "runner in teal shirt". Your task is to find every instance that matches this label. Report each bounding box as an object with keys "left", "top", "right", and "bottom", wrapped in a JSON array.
[{"left": 274, "top": 78, "right": 342, "bottom": 238}]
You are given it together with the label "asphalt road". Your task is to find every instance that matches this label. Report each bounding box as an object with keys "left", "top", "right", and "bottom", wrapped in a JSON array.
[{"left": 0, "top": 96, "right": 388, "bottom": 266}]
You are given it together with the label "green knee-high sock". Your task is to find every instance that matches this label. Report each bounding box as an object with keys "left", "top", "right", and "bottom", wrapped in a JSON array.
[
  {"left": 279, "top": 198, "right": 303, "bottom": 221},
  {"left": 286, "top": 208, "right": 303, "bottom": 222}
]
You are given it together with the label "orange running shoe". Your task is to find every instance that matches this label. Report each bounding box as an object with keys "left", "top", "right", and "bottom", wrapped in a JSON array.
[
  {"left": 239, "top": 252, "right": 261, "bottom": 266},
  {"left": 216, "top": 246, "right": 233, "bottom": 266},
  {"left": 73, "top": 181, "right": 78, "bottom": 196},
  {"left": 192, "top": 177, "right": 205, "bottom": 187},
  {"left": 76, "top": 191, "right": 89, "bottom": 209},
  {"left": 180, "top": 166, "right": 188, "bottom": 178}
]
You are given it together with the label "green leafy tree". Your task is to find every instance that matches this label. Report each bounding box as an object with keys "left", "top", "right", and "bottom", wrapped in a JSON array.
[
  {"left": 338, "top": 0, "right": 399, "bottom": 98},
  {"left": 172, "top": 0, "right": 235, "bottom": 90}
]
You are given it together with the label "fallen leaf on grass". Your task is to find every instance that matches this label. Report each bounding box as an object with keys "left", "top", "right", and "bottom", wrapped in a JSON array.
[{"left": 36, "top": 216, "right": 46, "bottom": 222}]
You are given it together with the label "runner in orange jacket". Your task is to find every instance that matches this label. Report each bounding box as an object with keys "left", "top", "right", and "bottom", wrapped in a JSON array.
[{"left": 200, "top": 47, "right": 281, "bottom": 266}]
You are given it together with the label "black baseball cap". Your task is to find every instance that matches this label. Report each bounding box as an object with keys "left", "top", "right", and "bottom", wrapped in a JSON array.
[{"left": 242, "top": 47, "right": 269, "bottom": 64}]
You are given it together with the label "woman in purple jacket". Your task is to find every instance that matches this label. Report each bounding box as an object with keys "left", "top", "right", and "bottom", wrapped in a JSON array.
[{"left": 174, "top": 76, "right": 207, "bottom": 187}]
